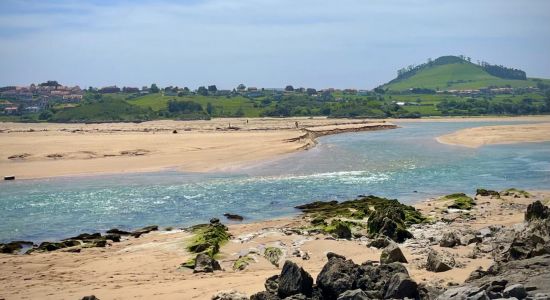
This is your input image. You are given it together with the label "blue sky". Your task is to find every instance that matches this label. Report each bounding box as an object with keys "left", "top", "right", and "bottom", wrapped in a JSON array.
[{"left": 1, "top": 0, "right": 549, "bottom": 89}]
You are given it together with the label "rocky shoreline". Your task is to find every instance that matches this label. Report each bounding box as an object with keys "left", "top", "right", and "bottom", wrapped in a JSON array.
[{"left": 1, "top": 188, "right": 549, "bottom": 300}]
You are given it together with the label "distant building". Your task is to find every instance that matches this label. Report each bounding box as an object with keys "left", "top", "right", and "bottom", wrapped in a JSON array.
[
  {"left": 99, "top": 86, "right": 121, "bottom": 93},
  {"left": 123, "top": 87, "right": 140, "bottom": 93},
  {"left": 24, "top": 106, "right": 41, "bottom": 113},
  {"left": 62, "top": 94, "right": 83, "bottom": 103},
  {"left": 4, "top": 106, "right": 18, "bottom": 115}
]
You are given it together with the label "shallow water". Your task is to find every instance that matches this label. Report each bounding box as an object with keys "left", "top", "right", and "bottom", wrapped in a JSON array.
[{"left": 1, "top": 121, "right": 549, "bottom": 243}]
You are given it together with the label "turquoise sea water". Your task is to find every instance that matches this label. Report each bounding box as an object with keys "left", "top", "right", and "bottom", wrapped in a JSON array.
[{"left": 1, "top": 121, "right": 549, "bottom": 243}]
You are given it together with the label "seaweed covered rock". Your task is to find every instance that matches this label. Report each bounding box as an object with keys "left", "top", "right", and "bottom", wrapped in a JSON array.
[
  {"left": 324, "top": 220, "right": 353, "bottom": 239},
  {"left": 277, "top": 260, "right": 313, "bottom": 298},
  {"left": 367, "top": 206, "right": 413, "bottom": 243},
  {"left": 296, "top": 195, "right": 425, "bottom": 225},
  {"left": 475, "top": 189, "right": 500, "bottom": 198},
  {"left": 501, "top": 188, "right": 531, "bottom": 198},
  {"left": 525, "top": 200, "right": 549, "bottom": 222},
  {"left": 264, "top": 247, "right": 283, "bottom": 267},
  {"left": 187, "top": 219, "right": 230, "bottom": 257},
  {"left": 443, "top": 193, "right": 475, "bottom": 210},
  {"left": 233, "top": 255, "right": 254, "bottom": 271}
]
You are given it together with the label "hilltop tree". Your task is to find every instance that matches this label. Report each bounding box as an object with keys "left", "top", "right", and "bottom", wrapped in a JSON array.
[
  {"left": 197, "top": 86, "right": 208, "bottom": 96},
  {"left": 237, "top": 84, "right": 246, "bottom": 91},
  {"left": 39, "top": 80, "right": 60, "bottom": 87},
  {"left": 208, "top": 85, "right": 217, "bottom": 92},
  {"left": 285, "top": 85, "right": 294, "bottom": 92},
  {"left": 150, "top": 83, "right": 160, "bottom": 93}
]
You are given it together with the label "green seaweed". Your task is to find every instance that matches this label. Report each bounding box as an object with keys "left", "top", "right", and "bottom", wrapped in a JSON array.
[
  {"left": 501, "top": 188, "right": 531, "bottom": 198},
  {"left": 443, "top": 193, "right": 475, "bottom": 210},
  {"left": 180, "top": 257, "right": 196, "bottom": 269},
  {"left": 233, "top": 255, "right": 254, "bottom": 271},
  {"left": 264, "top": 247, "right": 283, "bottom": 267},
  {"left": 323, "top": 219, "right": 355, "bottom": 239},
  {"left": 187, "top": 222, "right": 229, "bottom": 257}
]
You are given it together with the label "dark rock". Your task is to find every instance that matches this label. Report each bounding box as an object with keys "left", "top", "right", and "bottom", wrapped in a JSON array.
[
  {"left": 106, "top": 228, "right": 131, "bottom": 235},
  {"left": 194, "top": 253, "right": 222, "bottom": 273},
  {"left": 440, "top": 231, "right": 461, "bottom": 248},
  {"left": 277, "top": 260, "right": 313, "bottom": 298},
  {"left": 87, "top": 239, "right": 106, "bottom": 248},
  {"left": 131, "top": 225, "right": 158, "bottom": 238},
  {"left": 426, "top": 249, "right": 455, "bottom": 272},
  {"left": 210, "top": 218, "right": 220, "bottom": 224},
  {"left": 367, "top": 206, "right": 414, "bottom": 242},
  {"left": 355, "top": 262, "right": 409, "bottom": 298},
  {"left": 380, "top": 242, "right": 408, "bottom": 264},
  {"left": 461, "top": 233, "right": 482, "bottom": 246},
  {"left": 436, "top": 285, "right": 488, "bottom": 300},
  {"left": 249, "top": 291, "right": 279, "bottom": 300},
  {"left": 327, "top": 252, "right": 347, "bottom": 260},
  {"left": 105, "top": 234, "right": 121, "bottom": 242},
  {"left": 81, "top": 296, "right": 99, "bottom": 300},
  {"left": 264, "top": 275, "right": 279, "bottom": 294},
  {"left": 211, "top": 290, "right": 248, "bottom": 300},
  {"left": 34, "top": 240, "right": 80, "bottom": 252},
  {"left": 329, "top": 220, "right": 352, "bottom": 239},
  {"left": 384, "top": 272, "right": 419, "bottom": 299},
  {"left": 476, "top": 189, "right": 500, "bottom": 198},
  {"left": 503, "top": 284, "right": 527, "bottom": 299},
  {"left": 0, "top": 241, "right": 33, "bottom": 254},
  {"left": 223, "top": 213, "right": 244, "bottom": 221},
  {"left": 525, "top": 201, "right": 549, "bottom": 222},
  {"left": 366, "top": 236, "right": 392, "bottom": 249},
  {"left": 317, "top": 255, "right": 358, "bottom": 299},
  {"left": 337, "top": 289, "right": 370, "bottom": 300},
  {"left": 67, "top": 233, "right": 101, "bottom": 241}
]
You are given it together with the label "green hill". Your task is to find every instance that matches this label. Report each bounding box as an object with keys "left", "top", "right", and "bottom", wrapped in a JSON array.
[{"left": 383, "top": 56, "right": 550, "bottom": 91}]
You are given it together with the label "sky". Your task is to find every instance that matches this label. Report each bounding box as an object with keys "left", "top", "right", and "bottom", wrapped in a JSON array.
[{"left": 1, "top": 0, "right": 550, "bottom": 89}]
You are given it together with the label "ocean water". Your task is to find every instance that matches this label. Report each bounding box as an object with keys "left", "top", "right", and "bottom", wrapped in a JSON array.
[{"left": 1, "top": 121, "right": 549, "bottom": 243}]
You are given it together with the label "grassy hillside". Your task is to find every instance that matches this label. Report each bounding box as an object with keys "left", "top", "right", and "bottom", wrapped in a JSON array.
[
  {"left": 383, "top": 56, "right": 550, "bottom": 91},
  {"left": 128, "top": 93, "right": 262, "bottom": 117},
  {"left": 50, "top": 98, "right": 153, "bottom": 122}
]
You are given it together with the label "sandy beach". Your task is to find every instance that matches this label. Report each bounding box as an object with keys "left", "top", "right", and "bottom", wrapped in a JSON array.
[
  {"left": 3, "top": 116, "right": 550, "bottom": 180},
  {"left": 437, "top": 122, "right": 550, "bottom": 148},
  {"left": 0, "top": 118, "right": 393, "bottom": 179},
  {"left": 1, "top": 190, "right": 548, "bottom": 300}
]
